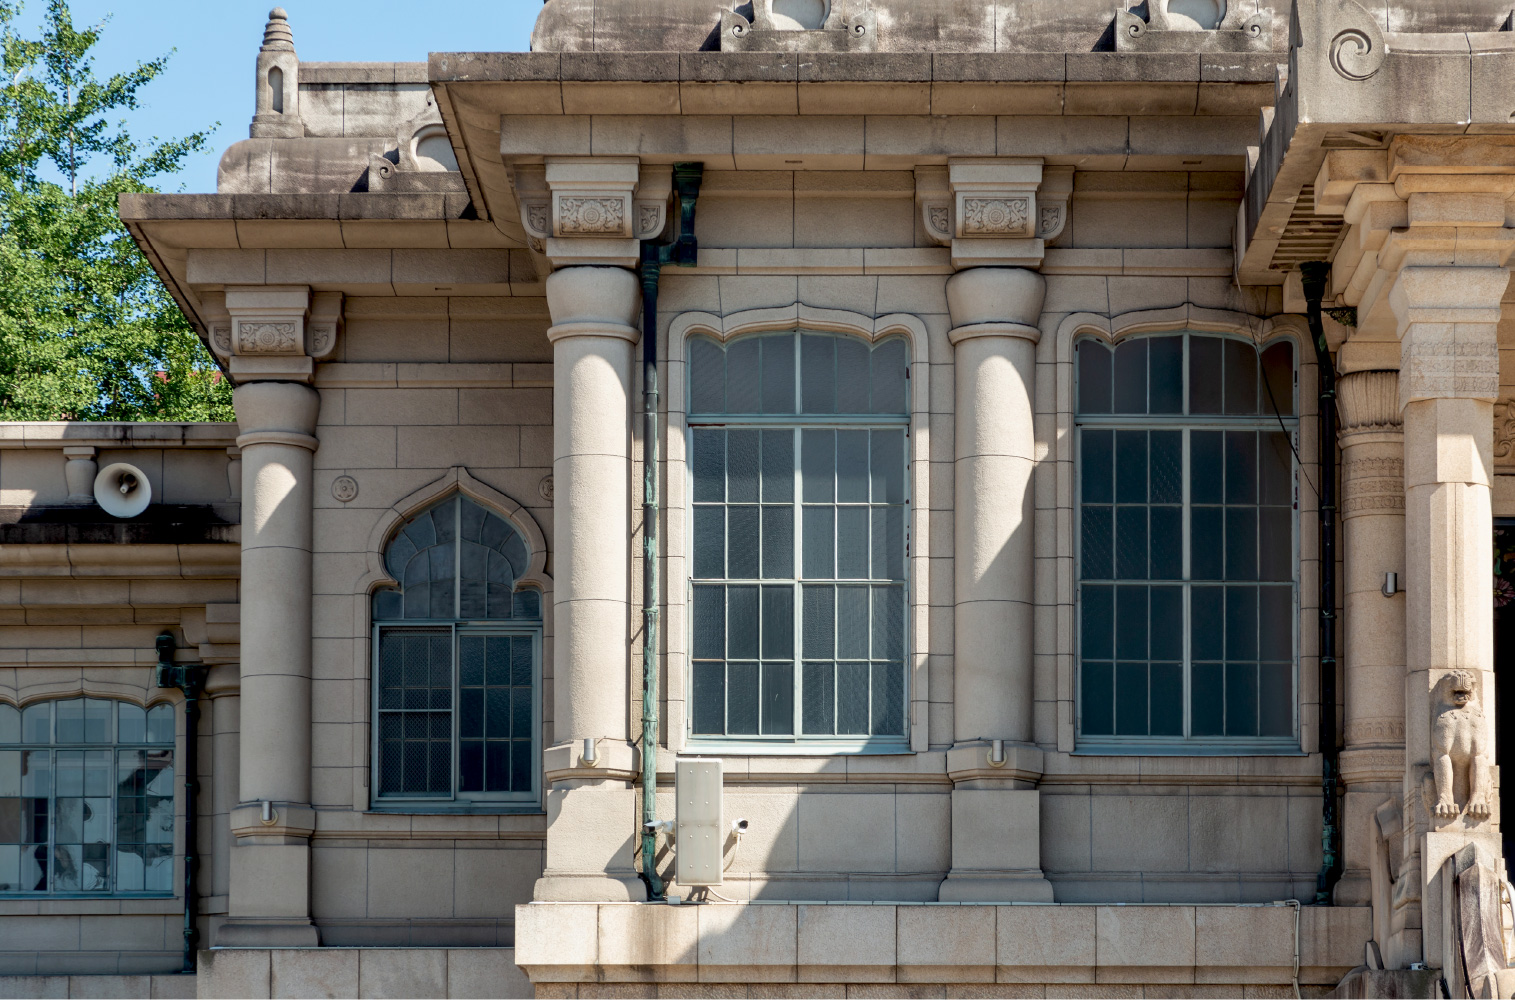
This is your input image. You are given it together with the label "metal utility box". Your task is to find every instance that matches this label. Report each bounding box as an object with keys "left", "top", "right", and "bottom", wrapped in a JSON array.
[{"left": 674, "top": 758, "right": 723, "bottom": 887}]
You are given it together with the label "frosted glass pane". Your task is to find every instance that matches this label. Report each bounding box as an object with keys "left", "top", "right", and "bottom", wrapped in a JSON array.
[
  {"left": 1113, "top": 338, "right": 1147, "bottom": 414},
  {"left": 1224, "top": 338, "right": 1259, "bottom": 415},
  {"left": 727, "top": 586, "right": 760, "bottom": 659},
  {"left": 57, "top": 700, "right": 83, "bottom": 743},
  {"left": 1225, "top": 661, "right": 1259, "bottom": 736},
  {"left": 1260, "top": 432, "right": 1292, "bottom": 505},
  {"left": 692, "top": 429, "right": 725, "bottom": 503},
  {"left": 870, "top": 430, "right": 905, "bottom": 504},
  {"left": 1116, "top": 662, "right": 1148, "bottom": 735},
  {"left": 690, "top": 337, "right": 725, "bottom": 412},
  {"left": 802, "top": 506, "right": 834, "bottom": 579},
  {"left": 727, "top": 338, "right": 762, "bottom": 413},
  {"left": 693, "top": 507, "right": 725, "bottom": 579},
  {"left": 761, "top": 663, "right": 794, "bottom": 736},
  {"left": 1115, "top": 506, "right": 1148, "bottom": 580},
  {"left": 1190, "top": 336, "right": 1223, "bottom": 414},
  {"left": 761, "top": 585, "right": 794, "bottom": 659},
  {"left": 1149, "top": 335, "right": 1183, "bottom": 414},
  {"left": 836, "top": 507, "right": 869, "bottom": 578},
  {"left": 761, "top": 334, "right": 796, "bottom": 413},
  {"left": 836, "top": 662, "right": 869, "bottom": 734},
  {"left": 801, "top": 335, "right": 836, "bottom": 413},
  {"left": 871, "top": 339, "right": 908, "bottom": 414},
  {"left": 803, "top": 662, "right": 834, "bottom": 735},
  {"left": 836, "top": 585, "right": 870, "bottom": 659},
  {"left": 1261, "top": 341, "right": 1294, "bottom": 416},
  {"left": 0, "top": 704, "right": 17, "bottom": 743},
  {"left": 871, "top": 506, "right": 904, "bottom": 581},
  {"left": 836, "top": 337, "right": 870, "bottom": 412},
  {"left": 871, "top": 662, "right": 904, "bottom": 736},
  {"left": 692, "top": 662, "right": 725, "bottom": 735},
  {"left": 728, "top": 506, "right": 760, "bottom": 579},
  {"left": 1078, "top": 340, "right": 1113, "bottom": 414},
  {"left": 801, "top": 430, "right": 834, "bottom": 503},
  {"left": 1081, "top": 506, "right": 1113, "bottom": 582},
  {"left": 761, "top": 430, "right": 793, "bottom": 503},
  {"left": 1151, "top": 662, "right": 1183, "bottom": 737},
  {"left": 1225, "top": 586, "right": 1258, "bottom": 660},
  {"left": 761, "top": 506, "right": 793, "bottom": 579},
  {"left": 1259, "top": 662, "right": 1293, "bottom": 736},
  {"left": 692, "top": 585, "right": 726, "bottom": 660},
  {"left": 802, "top": 585, "right": 834, "bottom": 659},
  {"left": 1115, "top": 431, "right": 1147, "bottom": 503},
  {"left": 1150, "top": 431, "right": 1181, "bottom": 504},
  {"left": 836, "top": 431, "right": 869, "bottom": 503},
  {"left": 1225, "top": 431, "right": 1258, "bottom": 504},
  {"left": 1081, "top": 584, "right": 1114, "bottom": 660},
  {"left": 1081, "top": 661, "right": 1113, "bottom": 735},
  {"left": 1115, "top": 585, "right": 1148, "bottom": 660},
  {"left": 872, "top": 585, "right": 905, "bottom": 660},
  {"left": 1225, "top": 507, "right": 1257, "bottom": 581},
  {"left": 728, "top": 429, "right": 760, "bottom": 503},
  {"left": 728, "top": 662, "right": 759, "bottom": 735}
]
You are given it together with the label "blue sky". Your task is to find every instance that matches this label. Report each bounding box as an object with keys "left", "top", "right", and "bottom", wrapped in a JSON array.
[{"left": 14, "top": 0, "right": 542, "bottom": 194}]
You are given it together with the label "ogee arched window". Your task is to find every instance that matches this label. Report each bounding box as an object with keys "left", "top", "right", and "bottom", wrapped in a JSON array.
[{"left": 371, "top": 494, "right": 542, "bottom": 809}]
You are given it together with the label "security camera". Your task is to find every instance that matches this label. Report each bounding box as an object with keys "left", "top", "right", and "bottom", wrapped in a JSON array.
[{"left": 731, "top": 818, "right": 750, "bottom": 835}]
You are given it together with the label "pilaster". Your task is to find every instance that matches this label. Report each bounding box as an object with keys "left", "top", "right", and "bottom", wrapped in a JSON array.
[
  {"left": 1335, "top": 370, "right": 1406, "bottom": 909},
  {"left": 938, "top": 264, "right": 1053, "bottom": 903},
  {"left": 216, "top": 286, "right": 334, "bottom": 948}
]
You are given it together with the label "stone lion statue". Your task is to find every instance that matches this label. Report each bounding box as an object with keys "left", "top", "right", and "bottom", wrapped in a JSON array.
[{"left": 1428, "top": 669, "right": 1491, "bottom": 823}]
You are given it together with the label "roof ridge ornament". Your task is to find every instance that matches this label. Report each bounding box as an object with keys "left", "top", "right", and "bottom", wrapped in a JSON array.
[
  {"left": 260, "top": 7, "right": 295, "bottom": 53},
  {"left": 1115, "top": 0, "right": 1271, "bottom": 51},
  {"left": 722, "top": 0, "right": 876, "bottom": 52}
]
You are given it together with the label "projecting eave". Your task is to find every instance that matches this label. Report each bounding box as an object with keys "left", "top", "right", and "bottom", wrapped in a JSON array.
[
  {"left": 118, "top": 191, "right": 540, "bottom": 351},
  {"left": 428, "top": 49, "right": 1282, "bottom": 233},
  {"left": 1236, "top": 3, "right": 1515, "bottom": 286}
]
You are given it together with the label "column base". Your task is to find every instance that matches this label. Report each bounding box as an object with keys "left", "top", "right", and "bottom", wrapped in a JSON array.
[
  {"left": 534, "top": 874, "right": 648, "bottom": 902},
  {"left": 937, "top": 871, "right": 1055, "bottom": 902},
  {"left": 214, "top": 920, "right": 321, "bottom": 948},
  {"left": 1335, "top": 869, "right": 1372, "bottom": 906}
]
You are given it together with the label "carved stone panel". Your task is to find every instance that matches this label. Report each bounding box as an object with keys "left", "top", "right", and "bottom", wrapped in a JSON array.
[
  {"left": 556, "top": 196, "right": 630, "bottom": 237},
  {"left": 235, "top": 321, "right": 301, "bottom": 355},
  {"left": 960, "top": 197, "right": 1032, "bottom": 238}
]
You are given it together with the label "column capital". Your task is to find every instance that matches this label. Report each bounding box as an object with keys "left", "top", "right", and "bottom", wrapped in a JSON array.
[
  {"left": 209, "top": 286, "right": 343, "bottom": 384},
  {"left": 1389, "top": 266, "right": 1508, "bottom": 409},
  {"left": 544, "top": 265, "right": 642, "bottom": 341},
  {"left": 512, "top": 157, "right": 672, "bottom": 270},
  {"left": 233, "top": 380, "right": 320, "bottom": 446},
  {"left": 1337, "top": 369, "right": 1403, "bottom": 441},
  {"left": 945, "top": 266, "right": 1046, "bottom": 335},
  {"left": 916, "top": 159, "right": 1073, "bottom": 271}
]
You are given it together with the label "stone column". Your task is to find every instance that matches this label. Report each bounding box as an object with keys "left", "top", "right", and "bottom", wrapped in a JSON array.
[
  {"left": 1335, "top": 370, "right": 1406, "bottom": 907},
  {"left": 938, "top": 266, "right": 1053, "bottom": 902},
  {"left": 535, "top": 265, "right": 646, "bottom": 902},
  {"left": 1389, "top": 266, "right": 1508, "bottom": 969},
  {"left": 204, "top": 664, "right": 240, "bottom": 938},
  {"left": 219, "top": 379, "right": 321, "bottom": 947}
]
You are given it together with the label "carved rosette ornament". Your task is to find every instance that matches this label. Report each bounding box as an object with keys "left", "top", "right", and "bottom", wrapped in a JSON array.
[
  {"left": 1494, "top": 398, "right": 1515, "bottom": 471},
  {"left": 236, "top": 322, "right": 299, "bottom": 354}
]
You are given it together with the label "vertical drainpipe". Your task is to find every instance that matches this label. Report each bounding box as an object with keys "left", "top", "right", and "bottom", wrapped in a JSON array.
[
  {"left": 155, "top": 633, "right": 206, "bottom": 970},
  {"left": 1300, "top": 261, "right": 1342, "bottom": 904},
  {"left": 638, "top": 164, "right": 704, "bottom": 900}
]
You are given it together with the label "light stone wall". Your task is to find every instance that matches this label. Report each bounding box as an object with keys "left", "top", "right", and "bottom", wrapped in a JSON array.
[
  {"left": 301, "top": 295, "right": 553, "bottom": 943},
  {"left": 640, "top": 219, "right": 1319, "bottom": 903}
]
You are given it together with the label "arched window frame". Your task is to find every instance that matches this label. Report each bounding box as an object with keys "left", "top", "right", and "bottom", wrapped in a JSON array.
[
  {"left": 682, "top": 326, "right": 915, "bottom": 752},
  {"left": 1072, "top": 327, "right": 1305, "bottom": 753},
  {"left": 368, "top": 489, "right": 545, "bottom": 812},
  {"left": 0, "top": 697, "right": 176, "bottom": 897}
]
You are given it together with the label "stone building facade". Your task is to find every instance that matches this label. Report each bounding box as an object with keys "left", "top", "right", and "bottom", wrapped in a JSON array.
[{"left": 2, "top": 0, "right": 1515, "bottom": 995}]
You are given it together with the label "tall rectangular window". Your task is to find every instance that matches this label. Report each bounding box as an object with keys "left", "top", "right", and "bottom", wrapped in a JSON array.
[
  {"left": 1076, "top": 333, "right": 1299, "bottom": 749},
  {"left": 688, "top": 332, "right": 910, "bottom": 747}
]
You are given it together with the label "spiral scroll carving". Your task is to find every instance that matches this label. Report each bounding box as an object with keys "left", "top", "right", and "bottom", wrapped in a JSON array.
[{"left": 1330, "top": 27, "right": 1384, "bottom": 81}]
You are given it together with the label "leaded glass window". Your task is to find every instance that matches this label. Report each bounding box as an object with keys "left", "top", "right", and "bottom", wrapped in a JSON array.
[
  {"left": 0, "top": 698, "right": 175, "bottom": 895},
  {"left": 688, "top": 331, "right": 910, "bottom": 747},
  {"left": 371, "top": 494, "right": 542, "bottom": 808},
  {"left": 1076, "top": 333, "right": 1299, "bottom": 749}
]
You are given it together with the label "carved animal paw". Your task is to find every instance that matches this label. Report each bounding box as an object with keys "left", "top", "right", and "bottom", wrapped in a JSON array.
[
  {"left": 1467, "top": 796, "right": 1492, "bottom": 820},
  {"left": 1434, "top": 797, "right": 1460, "bottom": 820}
]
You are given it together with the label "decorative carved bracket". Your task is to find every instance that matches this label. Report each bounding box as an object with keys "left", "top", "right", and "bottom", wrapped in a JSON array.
[
  {"left": 512, "top": 159, "right": 673, "bottom": 269},
  {"left": 208, "top": 286, "right": 344, "bottom": 383},
  {"left": 916, "top": 159, "right": 1072, "bottom": 270}
]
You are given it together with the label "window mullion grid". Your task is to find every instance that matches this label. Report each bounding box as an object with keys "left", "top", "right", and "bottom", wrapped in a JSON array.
[
  {"left": 1181, "top": 427, "right": 1192, "bottom": 742},
  {"left": 792, "top": 426, "right": 803, "bottom": 739},
  {"left": 450, "top": 624, "right": 460, "bottom": 803}
]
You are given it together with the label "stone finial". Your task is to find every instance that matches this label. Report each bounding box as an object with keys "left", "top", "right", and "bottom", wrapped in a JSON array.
[{"left": 261, "top": 8, "right": 295, "bottom": 52}]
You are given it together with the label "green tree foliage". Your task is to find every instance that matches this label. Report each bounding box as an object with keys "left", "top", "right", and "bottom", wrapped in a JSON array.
[{"left": 0, "top": 0, "right": 230, "bottom": 421}]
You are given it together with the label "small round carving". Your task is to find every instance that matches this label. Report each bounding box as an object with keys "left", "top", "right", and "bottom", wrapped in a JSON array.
[
  {"left": 538, "top": 476, "right": 554, "bottom": 502},
  {"left": 332, "top": 475, "right": 359, "bottom": 503},
  {"left": 1330, "top": 27, "right": 1383, "bottom": 81}
]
